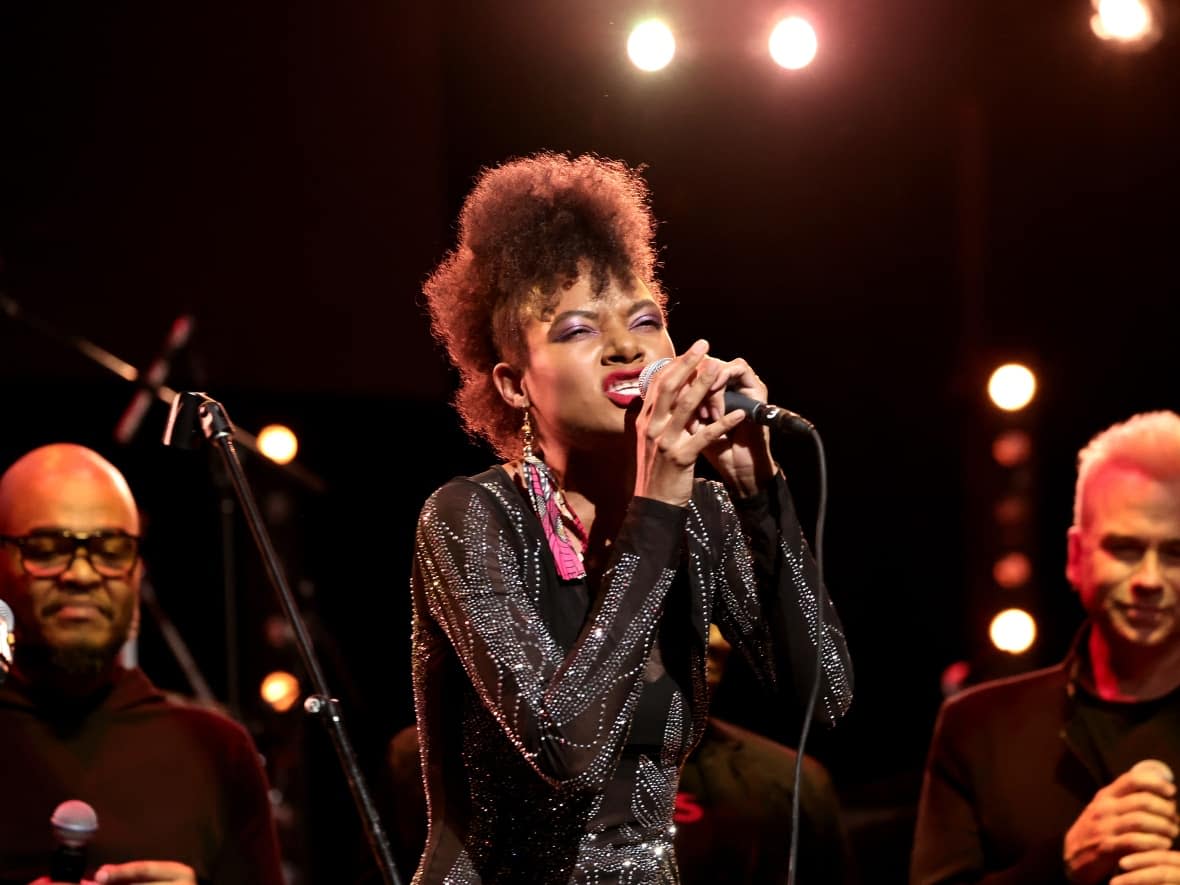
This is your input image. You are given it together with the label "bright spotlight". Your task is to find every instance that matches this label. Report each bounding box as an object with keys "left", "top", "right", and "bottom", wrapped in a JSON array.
[
  {"left": 257, "top": 424, "right": 299, "bottom": 465},
  {"left": 989, "top": 608, "right": 1037, "bottom": 654},
  {"left": 769, "top": 16, "right": 818, "bottom": 70},
  {"left": 1091, "top": 0, "right": 1162, "bottom": 46},
  {"left": 260, "top": 670, "right": 301, "bottom": 713},
  {"left": 628, "top": 19, "right": 676, "bottom": 72},
  {"left": 987, "top": 363, "right": 1037, "bottom": 412}
]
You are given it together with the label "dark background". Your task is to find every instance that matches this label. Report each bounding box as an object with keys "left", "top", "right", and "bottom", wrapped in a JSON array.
[{"left": 1, "top": 2, "right": 1178, "bottom": 883}]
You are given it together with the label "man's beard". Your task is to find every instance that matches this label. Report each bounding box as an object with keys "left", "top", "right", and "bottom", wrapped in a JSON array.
[
  {"left": 15, "top": 626, "right": 129, "bottom": 682},
  {"left": 17, "top": 639, "right": 121, "bottom": 679},
  {"left": 51, "top": 641, "right": 121, "bottom": 678}
]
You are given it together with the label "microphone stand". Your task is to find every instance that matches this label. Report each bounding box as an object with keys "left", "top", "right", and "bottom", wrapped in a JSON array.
[
  {"left": 163, "top": 391, "right": 401, "bottom": 885},
  {"left": 210, "top": 454, "right": 243, "bottom": 721}
]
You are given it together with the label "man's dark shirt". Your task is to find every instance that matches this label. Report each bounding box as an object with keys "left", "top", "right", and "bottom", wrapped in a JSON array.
[
  {"left": 910, "top": 634, "right": 1180, "bottom": 885},
  {"left": 0, "top": 666, "right": 284, "bottom": 885}
]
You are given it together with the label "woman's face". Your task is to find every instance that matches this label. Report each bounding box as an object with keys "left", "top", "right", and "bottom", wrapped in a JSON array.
[{"left": 518, "top": 272, "right": 674, "bottom": 458}]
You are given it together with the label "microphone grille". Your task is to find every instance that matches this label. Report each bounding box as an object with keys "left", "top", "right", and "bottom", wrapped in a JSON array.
[
  {"left": 0, "top": 599, "right": 13, "bottom": 631},
  {"left": 51, "top": 800, "right": 99, "bottom": 845},
  {"left": 637, "top": 358, "right": 673, "bottom": 399}
]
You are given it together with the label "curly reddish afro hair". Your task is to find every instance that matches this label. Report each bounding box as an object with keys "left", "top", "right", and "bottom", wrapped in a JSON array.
[{"left": 423, "top": 151, "right": 667, "bottom": 459}]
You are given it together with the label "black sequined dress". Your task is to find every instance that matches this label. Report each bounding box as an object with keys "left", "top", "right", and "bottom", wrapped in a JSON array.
[{"left": 409, "top": 466, "right": 852, "bottom": 884}]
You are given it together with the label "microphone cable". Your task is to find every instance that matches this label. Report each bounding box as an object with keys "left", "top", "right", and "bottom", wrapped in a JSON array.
[
  {"left": 637, "top": 352, "right": 835, "bottom": 882},
  {"left": 786, "top": 424, "right": 829, "bottom": 885}
]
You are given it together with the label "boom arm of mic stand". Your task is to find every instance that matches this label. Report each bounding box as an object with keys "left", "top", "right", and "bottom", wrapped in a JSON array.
[
  {"left": 139, "top": 576, "right": 220, "bottom": 707},
  {"left": 0, "top": 293, "right": 325, "bottom": 493},
  {"left": 163, "top": 391, "right": 401, "bottom": 885}
]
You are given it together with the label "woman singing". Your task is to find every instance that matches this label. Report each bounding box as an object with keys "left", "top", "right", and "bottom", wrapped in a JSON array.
[{"left": 409, "top": 151, "right": 852, "bottom": 884}]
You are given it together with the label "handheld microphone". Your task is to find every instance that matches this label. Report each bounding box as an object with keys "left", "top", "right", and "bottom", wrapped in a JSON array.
[
  {"left": 637, "top": 358, "right": 814, "bottom": 434},
  {"left": 114, "top": 314, "right": 195, "bottom": 445},
  {"left": 0, "top": 599, "right": 13, "bottom": 685},
  {"left": 49, "top": 800, "right": 99, "bottom": 883}
]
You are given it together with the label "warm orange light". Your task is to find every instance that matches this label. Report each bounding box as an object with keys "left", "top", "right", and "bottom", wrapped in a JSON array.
[
  {"left": 993, "top": 552, "right": 1032, "bottom": 589},
  {"left": 257, "top": 424, "right": 299, "bottom": 465},
  {"left": 993, "top": 495, "right": 1029, "bottom": 526},
  {"left": 260, "top": 670, "right": 301, "bottom": 713},
  {"left": 628, "top": 19, "right": 676, "bottom": 71},
  {"left": 768, "top": 17, "right": 818, "bottom": 70},
  {"left": 992, "top": 429, "right": 1032, "bottom": 467},
  {"left": 989, "top": 608, "right": 1036, "bottom": 654},
  {"left": 987, "top": 364, "right": 1037, "bottom": 412}
]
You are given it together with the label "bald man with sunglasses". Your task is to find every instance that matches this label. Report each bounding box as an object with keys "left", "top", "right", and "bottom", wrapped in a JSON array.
[{"left": 0, "top": 443, "right": 283, "bottom": 885}]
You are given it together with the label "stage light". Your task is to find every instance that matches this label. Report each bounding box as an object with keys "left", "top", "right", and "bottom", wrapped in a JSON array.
[
  {"left": 768, "top": 16, "right": 818, "bottom": 70},
  {"left": 257, "top": 424, "right": 299, "bottom": 464},
  {"left": 940, "top": 660, "right": 972, "bottom": 698},
  {"left": 1091, "top": 0, "right": 1162, "bottom": 46},
  {"left": 987, "top": 363, "right": 1037, "bottom": 412},
  {"left": 628, "top": 19, "right": 676, "bottom": 72},
  {"left": 989, "top": 608, "right": 1037, "bottom": 654},
  {"left": 993, "top": 552, "right": 1032, "bottom": 589},
  {"left": 260, "top": 670, "right": 301, "bottom": 713},
  {"left": 993, "top": 495, "right": 1030, "bottom": 526},
  {"left": 992, "top": 429, "right": 1032, "bottom": 467}
]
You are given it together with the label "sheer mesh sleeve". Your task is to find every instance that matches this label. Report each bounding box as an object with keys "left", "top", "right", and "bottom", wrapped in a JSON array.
[{"left": 696, "top": 474, "right": 853, "bottom": 725}]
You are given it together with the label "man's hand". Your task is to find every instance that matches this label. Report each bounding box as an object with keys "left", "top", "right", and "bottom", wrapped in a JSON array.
[
  {"left": 1065, "top": 759, "right": 1179, "bottom": 885},
  {"left": 1111, "top": 849, "right": 1180, "bottom": 883},
  {"left": 94, "top": 861, "right": 196, "bottom": 884},
  {"left": 28, "top": 860, "right": 196, "bottom": 885}
]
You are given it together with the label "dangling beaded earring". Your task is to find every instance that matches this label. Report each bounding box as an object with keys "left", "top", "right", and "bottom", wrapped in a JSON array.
[
  {"left": 519, "top": 406, "right": 587, "bottom": 581},
  {"left": 521, "top": 407, "right": 537, "bottom": 463}
]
